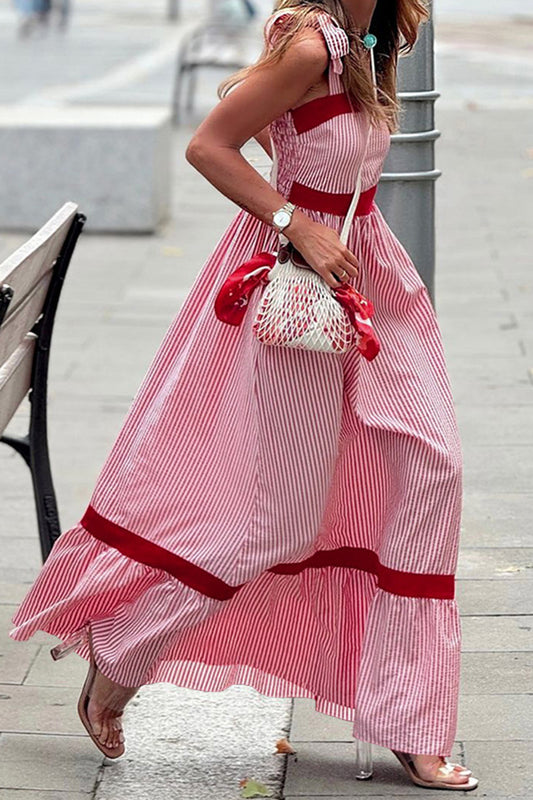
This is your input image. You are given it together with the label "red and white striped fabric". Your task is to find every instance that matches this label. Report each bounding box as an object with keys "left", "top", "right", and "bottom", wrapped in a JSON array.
[{"left": 10, "top": 10, "right": 463, "bottom": 756}]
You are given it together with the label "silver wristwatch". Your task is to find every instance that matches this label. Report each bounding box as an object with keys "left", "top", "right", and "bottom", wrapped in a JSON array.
[{"left": 272, "top": 202, "right": 296, "bottom": 234}]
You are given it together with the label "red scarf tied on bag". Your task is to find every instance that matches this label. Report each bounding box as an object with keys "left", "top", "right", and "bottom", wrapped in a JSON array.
[
  {"left": 214, "top": 253, "right": 275, "bottom": 326},
  {"left": 214, "top": 253, "right": 381, "bottom": 361}
]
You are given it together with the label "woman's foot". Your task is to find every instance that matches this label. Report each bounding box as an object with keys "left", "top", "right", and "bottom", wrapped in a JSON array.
[
  {"left": 410, "top": 754, "right": 473, "bottom": 785},
  {"left": 86, "top": 668, "right": 139, "bottom": 752}
]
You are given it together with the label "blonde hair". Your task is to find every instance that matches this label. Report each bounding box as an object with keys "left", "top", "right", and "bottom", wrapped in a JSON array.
[{"left": 219, "top": 0, "right": 429, "bottom": 133}]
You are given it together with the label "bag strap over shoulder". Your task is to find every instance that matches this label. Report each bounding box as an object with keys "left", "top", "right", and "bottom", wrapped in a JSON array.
[
  {"left": 339, "top": 122, "right": 373, "bottom": 245},
  {"left": 339, "top": 42, "right": 379, "bottom": 245}
]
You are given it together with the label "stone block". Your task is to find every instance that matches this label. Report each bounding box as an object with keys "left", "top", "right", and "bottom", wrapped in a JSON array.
[
  {"left": 456, "top": 549, "right": 533, "bottom": 581},
  {"left": 0, "top": 633, "right": 39, "bottom": 685},
  {"left": 460, "top": 491, "right": 533, "bottom": 548},
  {"left": 95, "top": 683, "right": 290, "bottom": 800},
  {"left": 290, "top": 700, "right": 354, "bottom": 743},
  {"left": 463, "top": 446, "right": 533, "bottom": 493},
  {"left": 24, "top": 645, "right": 89, "bottom": 688},
  {"left": 455, "top": 404, "right": 533, "bottom": 446},
  {"left": 0, "top": 106, "right": 171, "bottom": 233},
  {"left": 0, "top": 684, "right": 85, "bottom": 734},
  {"left": 0, "top": 581, "right": 34, "bottom": 604},
  {"left": 1, "top": 793, "right": 91, "bottom": 800}
]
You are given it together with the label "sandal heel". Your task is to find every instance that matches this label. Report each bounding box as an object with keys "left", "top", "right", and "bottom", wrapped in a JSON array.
[
  {"left": 354, "top": 738, "right": 373, "bottom": 779},
  {"left": 50, "top": 625, "right": 88, "bottom": 660}
]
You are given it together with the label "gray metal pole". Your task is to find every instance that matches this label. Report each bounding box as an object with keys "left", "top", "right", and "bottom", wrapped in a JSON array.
[
  {"left": 376, "top": 1, "right": 440, "bottom": 303},
  {"left": 168, "top": 0, "right": 180, "bottom": 21}
]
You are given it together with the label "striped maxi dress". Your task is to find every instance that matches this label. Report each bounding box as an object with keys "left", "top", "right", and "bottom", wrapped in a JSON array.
[{"left": 9, "top": 10, "right": 464, "bottom": 756}]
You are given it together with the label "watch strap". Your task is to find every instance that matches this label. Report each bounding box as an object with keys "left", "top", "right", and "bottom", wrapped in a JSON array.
[{"left": 272, "top": 201, "right": 296, "bottom": 233}]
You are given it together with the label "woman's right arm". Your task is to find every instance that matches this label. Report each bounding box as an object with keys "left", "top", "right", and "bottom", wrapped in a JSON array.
[{"left": 185, "top": 29, "right": 360, "bottom": 289}]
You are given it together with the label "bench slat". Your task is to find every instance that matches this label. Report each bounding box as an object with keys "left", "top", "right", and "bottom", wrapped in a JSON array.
[
  {"left": 0, "top": 334, "right": 36, "bottom": 435},
  {"left": 0, "top": 270, "right": 53, "bottom": 368},
  {"left": 0, "top": 202, "right": 78, "bottom": 320}
]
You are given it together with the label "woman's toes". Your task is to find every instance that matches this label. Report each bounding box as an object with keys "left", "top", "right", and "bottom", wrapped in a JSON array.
[
  {"left": 84, "top": 668, "right": 136, "bottom": 751},
  {"left": 448, "top": 761, "right": 472, "bottom": 775},
  {"left": 110, "top": 718, "right": 123, "bottom": 749},
  {"left": 86, "top": 699, "right": 121, "bottom": 749},
  {"left": 412, "top": 755, "right": 472, "bottom": 784},
  {"left": 87, "top": 697, "right": 104, "bottom": 739},
  {"left": 440, "top": 766, "right": 469, "bottom": 784},
  {"left": 447, "top": 762, "right": 473, "bottom": 779},
  {"left": 451, "top": 763, "right": 472, "bottom": 775},
  {"left": 104, "top": 718, "right": 118, "bottom": 747},
  {"left": 99, "top": 719, "right": 111, "bottom": 746}
]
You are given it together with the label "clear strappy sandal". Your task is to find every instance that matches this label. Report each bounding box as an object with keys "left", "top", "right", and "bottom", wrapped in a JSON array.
[
  {"left": 391, "top": 750, "right": 479, "bottom": 791},
  {"left": 50, "top": 624, "right": 126, "bottom": 759},
  {"left": 354, "top": 740, "right": 479, "bottom": 791}
]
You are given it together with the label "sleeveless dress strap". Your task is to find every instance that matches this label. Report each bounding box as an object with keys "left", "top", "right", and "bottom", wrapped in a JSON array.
[
  {"left": 264, "top": 8, "right": 291, "bottom": 41},
  {"left": 315, "top": 12, "right": 350, "bottom": 75},
  {"left": 264, "top": 8, "right": 350, "bottom": 75}
]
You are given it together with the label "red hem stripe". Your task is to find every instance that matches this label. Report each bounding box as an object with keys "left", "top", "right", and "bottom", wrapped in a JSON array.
[
  {"left": 81, "top": 506, "right": 455, "bottom": 601},
  {"left": 81, "top": 506, "right": 244, "bottom": 601},
  {"left": 269, "top": 548, "right": 455, "bottom": 599},
  {"left": 291, "top": 92, "right": 356, "bottom": 134}
]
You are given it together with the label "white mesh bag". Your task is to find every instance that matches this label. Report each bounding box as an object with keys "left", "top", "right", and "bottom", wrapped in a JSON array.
[{"left": 252, "top": 250, "right": 357, "bottom": 353}]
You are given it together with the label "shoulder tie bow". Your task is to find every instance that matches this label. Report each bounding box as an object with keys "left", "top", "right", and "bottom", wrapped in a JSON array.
[{"left": 317, "top": 12, "right": 350, "bottom": 75}]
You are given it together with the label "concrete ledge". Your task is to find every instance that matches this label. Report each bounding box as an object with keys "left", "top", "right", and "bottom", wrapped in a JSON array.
[{"left": 0, "top": 105, "right": 172, "bottom": 233}]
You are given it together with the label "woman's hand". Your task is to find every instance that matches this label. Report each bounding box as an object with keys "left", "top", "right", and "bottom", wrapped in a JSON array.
[{"left": 286, "top": 211, "right": 360, "bottom": 289}]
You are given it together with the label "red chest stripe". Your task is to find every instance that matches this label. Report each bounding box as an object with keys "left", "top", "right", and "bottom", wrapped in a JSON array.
[
  {"left": 291, "top": 92, "right": 355, "bottom": 134},
  {"left": 82, "top": 505, "right": 455, "bottom": 601}
]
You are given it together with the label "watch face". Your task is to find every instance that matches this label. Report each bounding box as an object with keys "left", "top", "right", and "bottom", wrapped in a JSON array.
[{"left": 274, "top": 210, "right": 291, "bottom": 229}]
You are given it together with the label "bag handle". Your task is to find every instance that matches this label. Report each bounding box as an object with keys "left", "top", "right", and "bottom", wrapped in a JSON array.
[
  {"left": 339, "top": 119, "right": 373, "bottom": 245},
  {"left": 339, "top": 42, "right": 378, "bottom": 245}
]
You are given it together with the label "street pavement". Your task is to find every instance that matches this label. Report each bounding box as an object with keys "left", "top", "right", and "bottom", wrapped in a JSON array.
[{"left": 0, "top": 1, "right": 532, "bottom": 798}]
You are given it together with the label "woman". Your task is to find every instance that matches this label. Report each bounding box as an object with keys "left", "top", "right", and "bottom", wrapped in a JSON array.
[
  {"left": 14, "top": 0, "right": 51, "bottom": 37},
  {"left": 9, "top": 0, "right": 479, "bottom": 791}
]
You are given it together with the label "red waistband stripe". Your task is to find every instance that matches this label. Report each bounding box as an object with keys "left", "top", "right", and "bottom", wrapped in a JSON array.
[
  {"left": 82, "top": 506, "right": 455, "bottom": 601},
  {"left": 289, "top": 182, "right": 377, "bottom": 217}
]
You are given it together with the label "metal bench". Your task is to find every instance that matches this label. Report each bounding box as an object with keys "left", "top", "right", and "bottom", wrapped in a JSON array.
[
  {"left": 172, "top": 4, "right": 260, "bottom": 125},
  {"left": 0, "top": 202, "right": 86, "bottom": 562}
]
